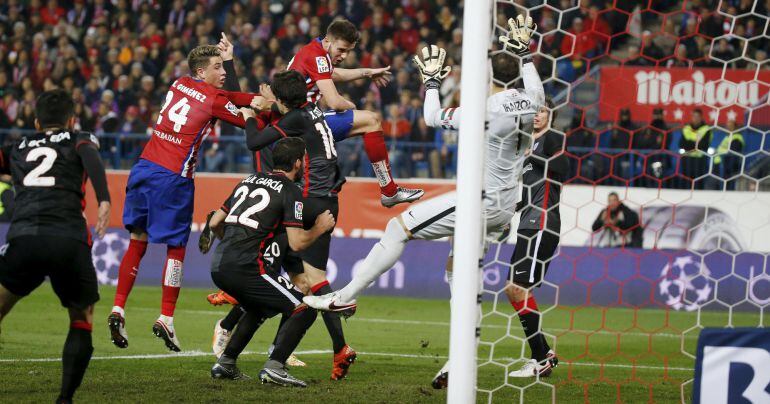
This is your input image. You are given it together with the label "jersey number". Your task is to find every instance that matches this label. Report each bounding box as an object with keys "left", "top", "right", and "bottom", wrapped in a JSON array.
[
  {"left": 23, "top": 147, "right": 57, "bottom": 187},
  {"left": 315, "top": 121, "right": 337, "bottom": 159},
  {"left": 225, "top": 186, "right": 271, "bottom": 230},
  {"left": 157, "top": 91, "right": 191, "bottom": 132}
]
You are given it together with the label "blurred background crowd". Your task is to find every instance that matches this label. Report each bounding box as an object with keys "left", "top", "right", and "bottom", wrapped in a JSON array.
[{"left": 0, "top": 0, "right": 768, "bottom": 191}]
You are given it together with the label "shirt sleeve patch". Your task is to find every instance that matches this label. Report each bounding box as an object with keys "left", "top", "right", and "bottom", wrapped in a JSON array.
[
  {"left": 315, "top": 56, "right": 330, "bottom": 74},
  {"left": 294, "top": 201, "right": 303, "bottom": 221},
  {"left": 225, "top": 101, "right": 239, "bottom": 116}
]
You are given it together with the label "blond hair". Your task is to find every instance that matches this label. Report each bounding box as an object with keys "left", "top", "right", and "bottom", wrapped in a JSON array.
[{"left": 187, "top": 45, "right": 220, "bottom": 77}]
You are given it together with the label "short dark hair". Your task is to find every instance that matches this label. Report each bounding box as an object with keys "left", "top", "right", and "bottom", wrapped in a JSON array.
[
  {"left": 692, "top": 108, "right": 703, "bottom": 115},
  {"left": 491, "top": 52, "right": 519, "bottom": 86},
  {"left": 326, "top": 19, "right": 360, "bottom": 44},
  {"left": 271, "top": 70, "right": 308, "bottom": 109},
  {"left": 187, "top": 45, "right": 220, "bottom": 76},
  {"left": 273, "top": 137, "right": 306, "bottom": 171},
  {"left": 608, "top": 192, "right": 619, "bottom": 199},
  {"left": 35, "top": 89, "right": 74, "bottom": 128},
  {"left": 543, "top": 96, "right": 557, "bottom": 121}
]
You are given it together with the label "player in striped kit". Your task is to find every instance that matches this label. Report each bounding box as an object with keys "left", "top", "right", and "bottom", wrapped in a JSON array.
[
  {"left": 303, "top": 15, "right": 546, "bottom": 387},
  {"left": 108, "top": 35, "right": 264, "bottom": 351},
  {"left": 289, "top": 19, "right": 424, "bottom": 208}
]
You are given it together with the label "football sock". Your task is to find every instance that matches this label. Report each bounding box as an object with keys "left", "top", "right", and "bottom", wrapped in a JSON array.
[
  {"left": 160, "top": 246, "right": 185, "bottom": 317},
  {"left": 221, "top": 311, "right": 265, "bottom": 362},
  {"left": 363, "top": 131, "right": 398, "bottom": 196},
  {"left": 511, "top": 295, "right": 549, "bottom": 361},
  {"left": 269, "top": 306, "right": 317, "bottom": 364},
  {"left": 270, "top": 312, "right": 290, "bottom": 348},
  {"left": 339, "top": 218, "right": 408, "bottom": 302},
  {"left": 113, "top": 239, "right": 148, "bottom": 309},
  {"left": 220, "top": 305, "right": 245, "bottom": 332},
  {"left": 59, "top": 321, "right": 93, "bottom": 402},
  {"left": 312, "top": 281, "right": 346, "bottom": 352}
]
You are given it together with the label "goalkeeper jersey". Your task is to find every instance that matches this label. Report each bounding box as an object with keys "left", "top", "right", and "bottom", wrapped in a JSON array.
[{"left": 424, "top": 62, "right": 544, "bottom": 214}]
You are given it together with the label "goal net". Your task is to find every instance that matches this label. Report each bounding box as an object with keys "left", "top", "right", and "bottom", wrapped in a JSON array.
[{"left": 453, "top": 0, "right": 770, "bottom": 402}]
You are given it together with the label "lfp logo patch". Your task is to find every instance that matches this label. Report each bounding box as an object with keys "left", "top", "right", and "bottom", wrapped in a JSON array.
[
  {"left": 294, "top": 201, "right": 303, "bottom": 221},
  {"left": 315, "top": 56, "right": 330, "bottom": 73},
  {"left": 693, "top": 328, "right": 770, "bottom": 404}
]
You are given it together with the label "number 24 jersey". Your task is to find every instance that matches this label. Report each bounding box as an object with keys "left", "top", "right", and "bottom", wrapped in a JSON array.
[{"left": 211, "top": 172, "right": 304, "bottom": 275}]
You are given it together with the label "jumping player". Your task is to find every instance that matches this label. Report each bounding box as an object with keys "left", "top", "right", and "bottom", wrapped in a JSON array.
[
  {"left": 208, "top": 137, "right": 335, "bottom": 386},
  {"left": 108, "top": 36, "right": 262, "bottom": 351},
  {"left": 303, "top": 15, "right": 546, "bottom": 386},
  {"left": 288, "top": 19, "right": 424, "bottom": 207},
  {"left": 0, "top": 89, "right": 111, "bottom": 403},
  {"left": 506, "top": 97, "right": 568, "bottom": 378},
  {"left": 240, "top": 70, "right": 358, "bottom": 380}
]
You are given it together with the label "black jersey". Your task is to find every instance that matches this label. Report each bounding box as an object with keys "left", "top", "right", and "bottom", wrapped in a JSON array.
[
  {"left": 246, "top": 103, "right": 345, "bottom": 198},
  {"left": 211, "top": 172, "right": 304, "bottom": 275},
  {"left": 0, "top": 130, "right": 101, "bottom": 243},
  {"left": 517, "top": 130, "right": 570, "bottom": 234}
]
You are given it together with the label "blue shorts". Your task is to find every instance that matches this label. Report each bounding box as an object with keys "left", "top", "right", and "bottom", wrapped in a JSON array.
[
  {"left": 122, "top": 159, "right": 195, "bottom": 247},
  {"left": 324, "top": 109, "right": 355, "bottom": 142}
]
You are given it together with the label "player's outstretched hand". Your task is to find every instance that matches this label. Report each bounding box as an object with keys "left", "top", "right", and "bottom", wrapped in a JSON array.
[
  {"left": 364, "top": 66, "right": 392, "bottom": 87},
  {"left": 498, "top": 14, "right": 537, "bottom": 57},
  {"left": 316, "top": 210, "right": 336, "bottom": 233},
  {"left": 413, "top": 45, "right": 451, "bottom": 90},
  {"left": 217, "top": 32, "right": 234, "bottom": 61},
  {"left": 96, "top": 201, "right": 111, "bottom": 239},
  {"left": 240, "top": 107, "right": 256, "bottom": 120},
  {"left": 250, "top": 95, "right": 273, "bottom": 111}
]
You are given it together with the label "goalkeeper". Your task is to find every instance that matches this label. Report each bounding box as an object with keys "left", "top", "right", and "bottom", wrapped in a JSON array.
[{"left": 303, "top": 14, "right": 551, "bottom": 386}]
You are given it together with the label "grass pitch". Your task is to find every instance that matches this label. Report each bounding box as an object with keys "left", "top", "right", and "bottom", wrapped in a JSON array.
[{"left": 0, "top": 285, "right": 761, "bottom": 403}]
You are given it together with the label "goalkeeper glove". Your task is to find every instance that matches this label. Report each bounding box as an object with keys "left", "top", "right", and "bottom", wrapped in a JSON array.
[
  {"left": 499, "top": 14, "right": 537, "bottom": 59},
  {"left": 413, "top": 45, "right": 452, "bottom": 90}
]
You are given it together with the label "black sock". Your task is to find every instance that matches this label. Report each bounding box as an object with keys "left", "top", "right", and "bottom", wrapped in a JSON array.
[
  {"left": 518, "top": 311, "right": 549, "bottom": 361},
  {"left": 270, "top": 307, "right": 317, "bottom": 364},
  {"left": 221, "top": 311, "right": 265, "bottom": 361},
  {"left": 220, "top": 305, "right": 245, "bottom": 331},
  {"left": 314, "top": 283, "right": 346, "bottom": 352},
  {"left": 59, "top": 327, "right": 93, "bottom": 401},
  {"left": 271, "top": 312, "right": 290, "bottom": 347}
]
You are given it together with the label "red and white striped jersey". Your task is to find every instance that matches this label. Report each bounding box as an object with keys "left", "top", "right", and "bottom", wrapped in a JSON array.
[
  {"left": 287, "top": 38, "right": 334, "bottom": 104},
  {"left": 140, "top": 76, "right": 253, "bottom": 178}
]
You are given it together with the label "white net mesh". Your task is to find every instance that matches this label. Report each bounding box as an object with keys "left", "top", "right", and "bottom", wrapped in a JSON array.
[{"left": 473, "top": 0, "right": 770, "bottom": 402}]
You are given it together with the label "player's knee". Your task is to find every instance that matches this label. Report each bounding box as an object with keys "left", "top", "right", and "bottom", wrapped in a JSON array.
[
  {"left": 291, "top": 274, "right": 310, "bottom": 295},
  {"left": 385, "top": 217, "right": 409, "bottom": 243},
  {"left": 359, "top": 110, "right": 381, "bottom": 132},
  {"left": 505, "top": 281, "right": 529, "bottom": 302}
]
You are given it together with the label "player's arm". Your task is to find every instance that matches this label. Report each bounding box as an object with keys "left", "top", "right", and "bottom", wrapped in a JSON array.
[
  {"left": 286, "top": 210, "right": 335, "bottom": 251},
  {"left": 499, "top": 15, "right": 544, "bottom": 108},
  {"left": 414, "top": 45, "right": 459, "bottom": 129},
  {"left": 76, "top": 135, "right": 111, "bottom": 238},
  {"left": 217, "top": 32, "right": 266, "bottom": 109},
  {"left": 332, "top": 66, "right": 392, "bottom": 87},
  {"left": 211, "top": 94, "right": 249, "bottom": 127},
  {"left": 242, "top": 108, "right": 304, "bottom": 151},
  {"left": 316, "top": 79, "right": 356, "bottom": 111}
]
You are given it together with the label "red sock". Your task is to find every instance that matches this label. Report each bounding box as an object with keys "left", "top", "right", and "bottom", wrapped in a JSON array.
[
  {"left": 511, "top": 295, "right": 539, "bottom": 315},
  {"left": 363, "top": 131, "right": 398, "bottom": 196},
  {"left": 113, "top": 239, "right": 148, "bottom": 309},
  {"left": 161, "top": 246, "right": 186, "bottom": 317}
]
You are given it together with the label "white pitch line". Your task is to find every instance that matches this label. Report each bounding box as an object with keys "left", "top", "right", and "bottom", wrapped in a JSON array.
[
  {"left": 0, "top": 349, "right": 693, "bottom": 372},
  {"left": 132, "top": 307, "right": 694, "bottom": 339}
]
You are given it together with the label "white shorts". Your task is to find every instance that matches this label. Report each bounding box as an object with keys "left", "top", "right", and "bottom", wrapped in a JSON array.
[{"left": 400, "top": 191, "right": 512, "bottom": 241}]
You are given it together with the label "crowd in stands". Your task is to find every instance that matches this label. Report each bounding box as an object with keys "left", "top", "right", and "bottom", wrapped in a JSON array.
[{"left": 0, "top": 0, "right": 767, "bottom": 189}]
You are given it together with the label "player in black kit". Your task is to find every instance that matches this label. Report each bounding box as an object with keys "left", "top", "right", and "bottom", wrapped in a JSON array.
[
  {"left": 239, "top": 70, "right": 357, "bottom": 380},
  {"left": 209, "top": 137, "right": 335, "bottom": 387},
  {"left": 507, "top": 98, "right": 569, "bottom": 379},
  {"left": 0, "top": 89, "right": 111, "bottom": 403}
]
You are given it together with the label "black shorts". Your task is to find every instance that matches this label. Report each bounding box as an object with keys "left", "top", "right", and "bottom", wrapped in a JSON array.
[
  {"left": 509, "top": 229, "right": 560, "bottom": 287},
  {"left": 293, "top": 196, "right": 338, "bottom": 270},
  {"left": 211, "top": 269, "right": 304, "bottom": 318},
  {"left": 0, "top": 236, "right": 99, "bottom": 309}
]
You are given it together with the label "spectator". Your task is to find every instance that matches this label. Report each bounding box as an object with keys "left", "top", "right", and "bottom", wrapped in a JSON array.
[
  {"left": 393, "top": 17, "right": 419, "bottom": 54},
  {"left": 713, "top": 119, "right": 745, "bottom": 190},
  {"left": 383, "top": 104, "right": 412, "bottom": 178},
  {"left": 591, "top": 192, "right": 643, "bottom": 248},
  {"left": 679, "top": 108, "right": 712, "bottom": 188}
]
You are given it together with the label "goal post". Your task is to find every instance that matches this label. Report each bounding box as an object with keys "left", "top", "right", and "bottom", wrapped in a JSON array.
[{"left": 447, "top": 0, "right": 492, "bottom": 402}]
